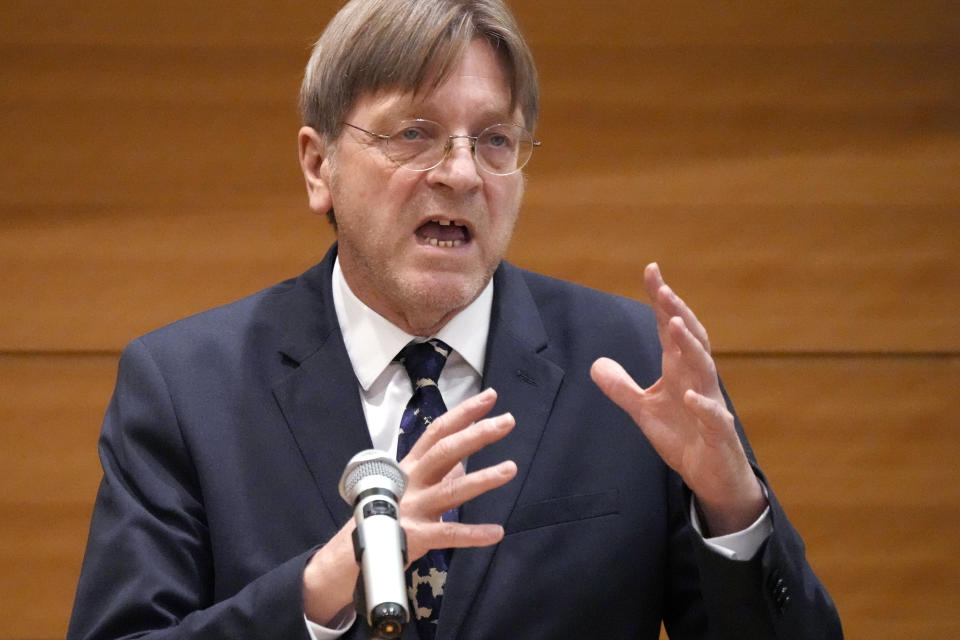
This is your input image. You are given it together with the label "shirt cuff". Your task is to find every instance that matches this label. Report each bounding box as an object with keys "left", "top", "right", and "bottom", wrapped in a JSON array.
[
  {"left": 304, "top": 607, "right": 357, "bottom": 640},
  {"left": 689, "top": 492, "right": 773, "bottom": 561}
]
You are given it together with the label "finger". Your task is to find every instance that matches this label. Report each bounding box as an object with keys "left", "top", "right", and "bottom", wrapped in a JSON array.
[
  {"left": 660, "top": 286, "right": 711, "bottom": 353},
  {"left": 415, "top": 412, "right": 516, "bottom": 485},
  {"left": 414, "top": 459, "right": 517, "bottom": 518},
  {"left": 442, "top": 461, "right": 466, "bottom": 483},
  {"left": 643, "top": 262, "right": 666, "bottom": 305},
  {"left": 405, "top": 388, "right": 498, "bottom": 463},
  {"left": 646, "top": 264, "right": 710, "bottom": 354},
  {"left": 407, "top": 521, "right": 505, "bottom": 561},
  {"left": 667, "top": 316, "right": 719, "bottom": 390},
  {"left": 590, "top": 357, "right": 647, "bottom": 421},
  {"left": 682, "top": 389, "right": 735, "bottom": 440},
  {"left": 643, "top": 263, "right": 675, "bottom": 345}
]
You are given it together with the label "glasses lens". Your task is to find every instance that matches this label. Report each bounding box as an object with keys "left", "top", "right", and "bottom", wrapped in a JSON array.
[
  {"left": 385, "top": 120, "right": 445, "bottom": 170},
  {"left": 476, "top": 124, "right": 533, "bottom": 175}
]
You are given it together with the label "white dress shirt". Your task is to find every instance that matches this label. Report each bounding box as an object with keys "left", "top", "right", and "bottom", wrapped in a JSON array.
[
  {"left": 331, "top": 259, "right": 492, "bottom": 457},
  {"left": 306, "top": 258, "right": 771, "bottom": 638}
]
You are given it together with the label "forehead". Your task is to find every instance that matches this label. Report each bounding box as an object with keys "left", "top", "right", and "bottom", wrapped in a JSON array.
[{"left": 346, "top": 39, "right": 519, "bottom": 127}]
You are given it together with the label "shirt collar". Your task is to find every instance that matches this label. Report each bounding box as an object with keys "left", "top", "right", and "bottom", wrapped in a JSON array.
[{"left": 332, "top": 257, "right": 492, "bottom": 391}]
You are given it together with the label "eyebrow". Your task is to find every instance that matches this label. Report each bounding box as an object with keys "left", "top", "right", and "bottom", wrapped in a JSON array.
[{"left": 380, "top": 109, "right": 523, "bottom": 132}]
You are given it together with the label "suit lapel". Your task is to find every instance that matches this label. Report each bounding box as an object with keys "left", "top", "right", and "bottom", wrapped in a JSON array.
[
  {"left": 271, "top": 246, "right": 372, "bottom": 530},
  {"left": 273, "top": 331, "right": 372, "bottom": 529},
  {"left": 439, "top": 263, "right": 565, "bottom": 639}
]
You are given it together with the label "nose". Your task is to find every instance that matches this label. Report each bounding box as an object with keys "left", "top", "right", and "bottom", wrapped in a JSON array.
[{"left": 427, "top": 136, "right": 482, "bottom": 192}]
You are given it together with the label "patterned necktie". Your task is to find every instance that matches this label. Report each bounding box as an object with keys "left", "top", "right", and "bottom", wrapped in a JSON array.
[{"left": 395, "top": 339, "right": 455, "bottom": 639}]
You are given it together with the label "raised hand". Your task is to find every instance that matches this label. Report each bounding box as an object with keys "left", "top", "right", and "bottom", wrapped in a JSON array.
[{"left": 590, "top": 263, "right": 765, "bottom": 535}]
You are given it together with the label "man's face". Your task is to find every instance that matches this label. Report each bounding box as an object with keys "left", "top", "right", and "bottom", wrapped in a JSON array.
[{"left": 302, "top": 39, "right": 525, "bottom": 335}]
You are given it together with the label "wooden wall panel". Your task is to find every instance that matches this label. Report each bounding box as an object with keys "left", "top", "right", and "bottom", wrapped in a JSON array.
[
  {"left": 2, "top": 4, "right": 958, "bottom": 352},
  {"left": 5, "top": 42, "right": 959, "bottom": 351},
  {"left": 0, "top": 204, "right": 330, "bottom": 352},
  {"left": 3, "top": 200, "right": 955, "bottom": 352},
  {"left": 2, "top": 1, "right": 958, "bottom": 638},
  {"left": 718, "top": 356, "right": 960, "bottom": 639},
  {"left": 4, "top": 1, "right": 958, "bottom": 47},
  {"left": 0, "top": 355, "right": 115, "bottom": 638}
]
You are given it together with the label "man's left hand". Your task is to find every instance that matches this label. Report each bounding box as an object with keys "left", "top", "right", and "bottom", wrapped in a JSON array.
[{"left": 590, "top": 263, "right": 766, "bottom": 535}]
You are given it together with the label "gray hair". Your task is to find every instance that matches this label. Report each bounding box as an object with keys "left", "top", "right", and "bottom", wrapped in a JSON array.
[{"left": 299, "top": 0, "right": 539, "bottom": 140}]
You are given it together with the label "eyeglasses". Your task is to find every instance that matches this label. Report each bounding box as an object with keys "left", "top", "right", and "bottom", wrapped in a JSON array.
[{"left": 343, "top": 119, "right": 540, "bottom": 176}]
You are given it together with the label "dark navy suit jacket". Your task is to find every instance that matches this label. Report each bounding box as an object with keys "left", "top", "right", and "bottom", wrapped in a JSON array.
[{"left": 68, "top": 245, "right": 841, "bottom": 639}]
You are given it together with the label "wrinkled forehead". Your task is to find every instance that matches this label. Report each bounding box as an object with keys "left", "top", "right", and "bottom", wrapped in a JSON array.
[
  {"left": 345, "top": 43, "right": 522, "bottom": 130},
  {"left": 346, "top": 93, "right": 524, "bottom": 132}
]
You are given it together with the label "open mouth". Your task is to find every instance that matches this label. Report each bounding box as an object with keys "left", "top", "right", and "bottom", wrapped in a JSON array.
[{"left": 415, "top": 219, "right": 471, "bottom": 248}]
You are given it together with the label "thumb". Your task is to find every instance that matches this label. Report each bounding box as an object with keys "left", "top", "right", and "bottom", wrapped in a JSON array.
[{"left": 590, "top": 357, "right": 646, "bottom": 418}]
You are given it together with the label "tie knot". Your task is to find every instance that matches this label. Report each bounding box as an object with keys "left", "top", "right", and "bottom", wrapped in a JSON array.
[{"left": 396, "top": 339, "right": 451, "bottom": 388}]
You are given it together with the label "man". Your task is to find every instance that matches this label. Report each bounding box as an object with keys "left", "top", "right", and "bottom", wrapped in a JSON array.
[{"left": 69, "top": 1, "right": 842, "bottom": 638}]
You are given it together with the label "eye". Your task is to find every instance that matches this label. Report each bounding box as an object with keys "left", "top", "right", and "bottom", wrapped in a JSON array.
[
  {"left": 392, "top": 121, "right": 439, "bottom": 145},
  {"left": 480, "top": 127, "right": 518, "bottom": 150},
  {"left": 386, "top": 121, "right": 440, "bottom": 166},
  {"left": 487, "top": 133, "right": 509, "bottom": 148},
  {"left": 399, "top": 127, "right": 424, "bottom": 141}
]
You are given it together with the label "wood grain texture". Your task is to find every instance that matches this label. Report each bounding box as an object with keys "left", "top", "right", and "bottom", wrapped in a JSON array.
[
  {"left": 718, "top": 355, "right": 960, "bottom": 640},
  {"left": 1, "top": 1, "right": 958, "bottom": 638},
  {"left": 3, "top": 1, "right": 958, "bottom": 47},
  {"left": 0, "top": 355, "right": 114, "bottom": 638},
  {"left": 3, "top": 200, "right": 955, "bottom": 352},
  {"left": 2, "top": 4, "right": 957, "bottom": 352}
]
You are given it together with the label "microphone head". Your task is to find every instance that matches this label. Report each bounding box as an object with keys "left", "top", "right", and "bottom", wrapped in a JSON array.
[{"left": 339, "top": 449, "right": 408, "bottom": 505}]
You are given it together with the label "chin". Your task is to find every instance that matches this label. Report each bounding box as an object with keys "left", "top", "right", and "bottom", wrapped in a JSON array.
[{"left": 397, "top": 269, "right": 490, "bottom": 322}]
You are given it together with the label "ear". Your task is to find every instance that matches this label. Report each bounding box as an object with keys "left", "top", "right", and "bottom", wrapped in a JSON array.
[{"left": 298, "top": 126, "right": 333, "bottom": 216}]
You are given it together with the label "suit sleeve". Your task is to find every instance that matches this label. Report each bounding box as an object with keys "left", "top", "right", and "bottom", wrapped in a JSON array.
[
  {"left": 661, "top": 384, "right": 843, "bottom": 640},
  {"left": 67, "top": 338, "right": 316, "bottom": 639}
]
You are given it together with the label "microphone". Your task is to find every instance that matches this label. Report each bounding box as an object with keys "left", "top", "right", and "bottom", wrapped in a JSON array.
[{"left": 338, "top": 450, "right": 410, "bottom": 638}]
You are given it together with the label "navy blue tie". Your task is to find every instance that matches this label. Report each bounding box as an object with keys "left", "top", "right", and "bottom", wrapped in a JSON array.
[{"left": 395, "top": 339, "right": 455, "bottom": 639}]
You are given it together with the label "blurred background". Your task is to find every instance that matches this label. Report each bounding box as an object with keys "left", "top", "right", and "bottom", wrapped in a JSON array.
[{"left": 1, "top": 1, "right": 958, "bottom": 637}]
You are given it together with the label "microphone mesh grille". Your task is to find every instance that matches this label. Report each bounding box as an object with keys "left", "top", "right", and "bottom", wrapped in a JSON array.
[{"left": 342, "top": 458, "right": 406, "bottom": 501}]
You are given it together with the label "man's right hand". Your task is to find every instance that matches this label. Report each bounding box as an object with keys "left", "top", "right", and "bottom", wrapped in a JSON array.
[{"left": 302, "top": 388, "right": 516, "bottom": 627}]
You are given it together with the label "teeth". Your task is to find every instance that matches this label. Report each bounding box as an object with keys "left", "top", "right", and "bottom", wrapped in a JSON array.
[
  {"left": 433, "top": 219, "right": 453, "bottom": 226},
  {"left": 425, "top": 238, "right": 463, "bottom": 248}
]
